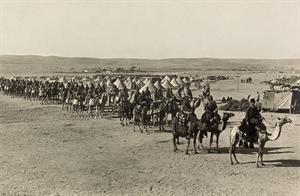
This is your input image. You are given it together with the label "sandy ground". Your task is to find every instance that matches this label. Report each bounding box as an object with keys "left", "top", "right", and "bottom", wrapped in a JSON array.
[{"left": 0, "top": 80, "right": 299, "bottom": 196}]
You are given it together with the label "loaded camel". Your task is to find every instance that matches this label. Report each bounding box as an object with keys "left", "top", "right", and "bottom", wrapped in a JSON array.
[
  {"left": 199, "top": 112, "right": 235, "bottom": 153},
  {"left": 172, "top": 97, "right": 205, "bottom": 154},
  {"left": 229, "top": 116, "right": 292, "bottom": 167}
]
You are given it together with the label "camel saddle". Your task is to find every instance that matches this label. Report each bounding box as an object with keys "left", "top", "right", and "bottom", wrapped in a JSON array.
[
  {"left": 238, "top": 119, "right": 267, "bottom": 143},
  {"left": 177, "top": 111, "right": 193, "bottom": 127}
]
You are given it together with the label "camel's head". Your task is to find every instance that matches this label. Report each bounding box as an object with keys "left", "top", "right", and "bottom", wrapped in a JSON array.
[
  {"left": 222, "top": 112, "right": 235, "bottom": 122},
  {"left": 277, "top": 116, "right": 292, "bottom": 125}
]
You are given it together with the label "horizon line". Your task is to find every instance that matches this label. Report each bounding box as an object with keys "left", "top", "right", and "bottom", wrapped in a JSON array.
[{"left": 1, "top": 54, "right": 300, "bottom": 60}]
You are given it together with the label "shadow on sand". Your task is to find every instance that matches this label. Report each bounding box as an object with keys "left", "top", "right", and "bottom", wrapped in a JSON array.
[
  {"left": 201, "top": 146, "right": 294, "bottom": 155},
  {"left": 241, "top": 159, "right": 300, "bottom": 168}
]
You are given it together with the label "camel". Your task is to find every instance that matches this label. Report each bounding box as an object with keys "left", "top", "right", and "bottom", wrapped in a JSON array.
[
  {"left": 199, "top": 112, "right": 235, "bottom": 153},
  {"left": 172, "top": 97, "right": 205, "bottom": 154},
  {"left": 150, "top": 101, "right": 166, "bottom": 131},
  {"left": 132, "top": 104, "right": 149, "bottom": 133},
  {"left": 229, "top": 116, "right": 292, "bottom": 167},
  {"left": 96, "top": 93, "right": 108, "bottom": 118},
  {"left": 117, "top": 94, "right": 131, "bottom": 126},
  {"left": 165, "top": 98, "right": 180, "bottom": 126},
  {"left": 172, "top": 114, "right": 206, "bottom": 154}
]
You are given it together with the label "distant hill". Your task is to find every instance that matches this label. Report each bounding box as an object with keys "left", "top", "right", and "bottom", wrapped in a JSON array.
[{"left": 0, "top": 55, "right": 299, "bottom": 76}]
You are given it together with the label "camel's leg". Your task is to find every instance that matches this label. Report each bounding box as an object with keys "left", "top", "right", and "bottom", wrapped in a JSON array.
[
  {"left": 257, "top": 140, "right": 266, "bottom": 167},
  {"left": 160, "top": 114, "right": 165, "bottom": 131},
  {"left": 208, "top": 133, "right": 213, "bottom": 153},
  {"left": 230, "top": 133, "right": 240, "bottom": 165},
  {"left": 198, "top": 132, "right": 206, "bottom": 150},
  {"left": 145, "top": 123, "right": 148, "bottom": 133},
  {"left": 133, "top": 121, "right": 136, "bottom": 132},
  {"left": 152, "top": 115, "right": 156, "bottom": 127},
  {"left": 193, "top": 133, "right": 198, "bottom": 154},
  {"left": 139, "top": 122, "right": 142, "bottom": 133},
  {"left": 120, "top": 115, "right": 124, "bottom": 126},
  {"left": 229, "top": 144, "right": 234, "bottom": 165},
  {"left": 186, "top": 134, "right": 191, "bottom": 155},
  {"left": 173, "top": 134, "right": 178, "bottom": 152},
  {"left": 216, "top": 133, "right": 220, "bottom": 153}
]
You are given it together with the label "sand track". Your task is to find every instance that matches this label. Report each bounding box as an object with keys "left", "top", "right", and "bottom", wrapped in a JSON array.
[{"left": 0, "top": 94, "right": 299, "bottom": 196}]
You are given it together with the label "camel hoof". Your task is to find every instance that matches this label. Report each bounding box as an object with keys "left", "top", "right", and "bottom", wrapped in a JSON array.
[
  {"left": 185, "top": 151, "right": 189, "bottom": 155},
  {"left": 231, "top": 162, "right": 234, "bottom": 165},
  {"left": 194, "top": 151, "right": 198, "bottom": 154}
]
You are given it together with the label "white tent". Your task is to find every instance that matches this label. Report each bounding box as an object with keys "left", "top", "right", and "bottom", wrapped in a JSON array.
[
  {"left": 134, "top": 80, "right": 142, "bottom": 89},
  {"left": 139, "top": 80, "right": 157, "bottom": 93},
  {"left": 161, "top": 75, "right": 171, "bottom": 83},
  {"left": 58, "top": 76, "right": 67, "bottom": 83},
  {"left": 154, "top": 80, "right": 165, "bottom": 90},
  {"left": 183, "top": 77, "right": 189, "bottom": 84},
  {"left": 94, "top": 76, "right": 101, "bottom": 83},
  {"left": 176, "top": 77, "right": 184, "bottom": 85},
  {"left": 99, "top": 80, "right": 106, "bottom": 87},
  {"left": 115, "top": 79, "right": 126, "bottom": 90},
  {"left": 161, "top": 79, "right": 174, "bottom": 89},
  {"left": 125, "top": 79, "right": 133, "bottom": 89},
  {"left": 106, "top": 79, "right": 113, "bottom": 87},
  {"left": 170, "top": 77, "right": 179, "bottom": 88},
  {"left": 143, "top": 77, "right": 150, "bottom": 84},
  {"left": 132, "top": 76, "right": 138, "bottom": 83},
  {"left": 113, "top": 78, "right": 121, "bottom": 86}
]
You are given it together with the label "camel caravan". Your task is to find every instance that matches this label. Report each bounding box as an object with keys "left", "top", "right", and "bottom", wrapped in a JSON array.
[{"left": 0, "top": 75, "right": 293, "bottom": 167}]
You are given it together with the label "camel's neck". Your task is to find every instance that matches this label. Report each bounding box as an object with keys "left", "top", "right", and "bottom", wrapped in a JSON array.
[
  {"left": 266, "top": 122, "right": 283, "bottom": 141},
  {"left": 220, "top": 119, "right": 228, "bottom": 131},
  {"left": 222, "top": 120, "right": 227, "bottom": 131}
]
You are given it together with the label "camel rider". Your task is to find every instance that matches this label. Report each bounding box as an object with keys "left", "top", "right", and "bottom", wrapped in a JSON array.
[
  {"left": 203, "top": 95, "right": 220, "bottom": 128},
  {"left": 154, "top": 89, "right": 161, "bottom": 101},
  {"left": 180, "top": 96, "right": 193, "bottom": 115},
  {"left": 119, "top": 88, "right": 129, "bottom": 100},
  {"left": 166, "top": 87, "right": 174, "bottom": 100},
  {"left": 244, "top": 98, "right": 263, "bottom": 148},
  {"left": 145, "top": 87, "right": 151, "bottom": 98},
  {"left": 138, "top": 91, "right": 146, "bottom": 105},
  {"left": 202, "top": 83, "right": 210, "bottom": 98},
  {"left": 157, "top": 88, "right": 164, "bottom": 100},
  {"left": 177, "top": 85, "right": 184, "bottom": 98},
  {"left": 183, "top": 85, "right": 193, "bottom": 100}
]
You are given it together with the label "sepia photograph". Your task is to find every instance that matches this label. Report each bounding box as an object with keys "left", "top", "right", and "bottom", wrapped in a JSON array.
[{"left": 0, "top": 0, "right": 299, "bottom": 195}]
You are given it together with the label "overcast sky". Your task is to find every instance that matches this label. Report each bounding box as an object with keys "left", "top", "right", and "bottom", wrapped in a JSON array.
[{"left": 0, "top": 0, "right": 299, "bottom": 59}]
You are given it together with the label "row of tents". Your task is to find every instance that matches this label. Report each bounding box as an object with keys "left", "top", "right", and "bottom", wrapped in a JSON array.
[{"left": 7, "top": 75, "right": 207, "bottom": 93}]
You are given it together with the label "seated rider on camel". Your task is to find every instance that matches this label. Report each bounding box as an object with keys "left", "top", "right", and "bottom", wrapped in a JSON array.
[
  {"left": 241, "top": 98, "right": 265, "bottom": 148},
  {"left": 154, "top": 89, "right": 164, "bottom": 102},
  {"left": 201, "top": 95, "right": 221, "bottom": 130}
]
